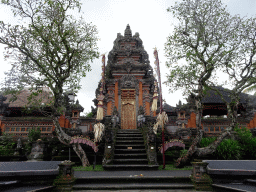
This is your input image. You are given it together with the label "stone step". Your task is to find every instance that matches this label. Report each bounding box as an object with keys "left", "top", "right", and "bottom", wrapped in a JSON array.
[
  {"left": 116, "top": 140, "right": 144, "bottom": 143},
  {"left": 73, "top": 183, "right": 194, "bottom": 190},
  {"left": 117, "top": 129, "right": 141, "bottom": 132},
  {"left": 114, "top": 157, "right": 147, "bottom": 160},
  {"left": 115, "top": 149, "right": 146, "bottom": 154},
  {"left": 116, "top": 133, "right": 142, "bottom": 137},
  {"left": 113, "top": 159, "right": 148, "bottom": 164},
  {"left": 114, "top": 153, "right": 147, "bottom": 157},
  {"left": 113, "top": 129, "right": 148, "bottom": 168},
  {"left": 102, "top": 164, "right": 159, "bottom": 170},
  {"left": 115, "top": 145, "right": 145, "bottom": 150},
  {"left": 116, "top": 136, "right": 143, "bottom": 140}
]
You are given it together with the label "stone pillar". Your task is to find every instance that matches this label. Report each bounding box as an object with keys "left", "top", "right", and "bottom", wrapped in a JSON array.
[
  {"left": 54, "top": 160, "right": 76, "bottom": 192},
  {"left": 190, "top": 160, "right": 212, "bottom": 191},
  {"left": 139, "top": 81, "right": 143, "bottom": 107},
  {"left": 107, "top": 101, "right": 112, "bottom": 116},
  {"left": 145, "top": 101, "right": 150, "bottom": 116},
  {"left": 115, "top": 81, "right": 118, "bottom": 109}
]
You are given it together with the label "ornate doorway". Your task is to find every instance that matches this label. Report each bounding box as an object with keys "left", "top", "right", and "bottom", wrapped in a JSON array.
[{"left": 121, "top": 89, "right": 136, "bottom": 129}]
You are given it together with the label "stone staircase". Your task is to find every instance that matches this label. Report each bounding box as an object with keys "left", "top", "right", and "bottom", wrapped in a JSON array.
[
  {"left": 72, "top": 170, "right": 194, "bottom": 191},
  {"left": 103, "top": 129, "right": 158, "bottom": 170},
  {"left": 71, "top": 129, "right": 195, "bottom": 191}
]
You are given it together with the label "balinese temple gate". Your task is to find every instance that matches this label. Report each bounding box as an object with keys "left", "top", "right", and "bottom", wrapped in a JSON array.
[{"left": 96, "top": 24, "right": 156, "bottom": 129}]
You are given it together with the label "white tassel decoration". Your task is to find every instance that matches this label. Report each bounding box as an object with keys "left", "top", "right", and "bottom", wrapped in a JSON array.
[
  {"left": 151, "top": 93, "right": 158, "bottom": 112},
  {"left": 94, "top": 122, "right": 105, "bottom": 142},
  {"left": 153, "top": 111, "right": 168, "bottom": 134},
  {"left": 96, "top": 100, "right": 104, "bottom": 120},
  {"left": 153, "top": 122, "right": 159, "bottom": 134}
]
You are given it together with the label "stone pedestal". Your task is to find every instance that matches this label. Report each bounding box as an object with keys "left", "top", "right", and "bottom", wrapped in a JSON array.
[
  {"left": 54, "top": 160, "right": 76, "bottom": 192},
  {"left": 190, "top": 160, "right": 212, "bottom": 191}
]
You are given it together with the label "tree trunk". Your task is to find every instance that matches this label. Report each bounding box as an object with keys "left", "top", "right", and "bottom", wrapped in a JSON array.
[
  {"left": 53, "top": 116, "right": 71, "bottom": 145},
  {"left": 196, "top": 130, "right": 231, "bottom": 156},
  {"left": 72, "top": 143, "right": 90, "bottom": 167},
  {"left": 52, "top": 116, "right": 90, "bottom": 167},
  {"left": 227, "top": 95, "right": 239, "bottom": 131},
  {"left": 175, "top": 91, "right": 238, "bottom": 167},
  {"left": 175, "top": 82, "right": 205, "bottom": 168},
  {"left": 175, "top": 129, "right": 203, "bottom": 168}
]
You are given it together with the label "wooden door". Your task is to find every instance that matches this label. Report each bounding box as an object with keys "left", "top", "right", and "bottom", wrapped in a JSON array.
[{"left": 121, "top": 90, "right": 136, "bottom": 129}]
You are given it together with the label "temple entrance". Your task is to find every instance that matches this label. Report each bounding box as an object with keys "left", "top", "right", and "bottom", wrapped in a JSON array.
[{"left": 121, "top": 89, "right": 136, "bottom": 129}]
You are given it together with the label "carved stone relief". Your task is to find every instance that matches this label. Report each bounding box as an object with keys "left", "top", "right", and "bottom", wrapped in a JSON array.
[{"left": 118, "top": 75, "right": 139, "bottom": 95}]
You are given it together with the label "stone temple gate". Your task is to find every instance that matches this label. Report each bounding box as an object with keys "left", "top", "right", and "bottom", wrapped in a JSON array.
[{"left": 95, "top": 24, "right": 157, "bottom": 129}]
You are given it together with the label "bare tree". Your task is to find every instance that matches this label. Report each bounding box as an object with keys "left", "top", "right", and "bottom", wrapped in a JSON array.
[
  {"left": 165, "top": 0, "right": 256, "bottom": 167},
  {"left": 0, "top": 0, "right": 99, "bottom": 166}
]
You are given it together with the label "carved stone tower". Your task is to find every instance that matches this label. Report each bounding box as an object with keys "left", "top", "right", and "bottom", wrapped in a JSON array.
[{"left": 96, "top": 24, "right": 156, "bottom": 129}]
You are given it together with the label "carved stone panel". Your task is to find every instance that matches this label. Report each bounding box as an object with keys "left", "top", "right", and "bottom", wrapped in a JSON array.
[{"left": 119, "top": 75, "right": 139, "bottom": 95}]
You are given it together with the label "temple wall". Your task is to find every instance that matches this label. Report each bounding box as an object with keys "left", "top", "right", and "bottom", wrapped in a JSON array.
[
  {"left": 186, "top": 112, "right": 197, "bottom": 128},
  {"left": 1, "top": 115, "right": 72, "bottom": 137},
  {"left": 186, "top": 111, "right": 254, "bottom": 135},
  {"left": 247, "top": 113, "right": 256, "bottom": 129}
]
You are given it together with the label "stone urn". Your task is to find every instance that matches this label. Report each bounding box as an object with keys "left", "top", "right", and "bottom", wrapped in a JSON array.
[{"left": 27, "top": 139, "right": 46, "bottom": 161}]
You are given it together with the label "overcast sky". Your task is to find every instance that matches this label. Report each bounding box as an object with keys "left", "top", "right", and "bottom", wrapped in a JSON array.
[{"left": 0, "top": 0, "right": 256, "bottom": 115}]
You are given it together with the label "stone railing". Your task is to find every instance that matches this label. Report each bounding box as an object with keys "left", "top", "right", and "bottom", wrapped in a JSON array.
[
  {"left": 139, "top": 116, "right": 158, "bottom": 166},
  {"left": 190, "top": 159, "right": 212, "bottom": 191},
  {"left": 102, "top": 116, "right": 118, "bottom": 166},
  {"left": 54, "top": 160, "right": 76, "bottom": 191}
]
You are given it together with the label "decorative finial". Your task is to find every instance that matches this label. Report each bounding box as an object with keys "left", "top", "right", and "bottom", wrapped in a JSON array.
[{"left": 125, "top": 24, "right": 132, "bottom": 37}]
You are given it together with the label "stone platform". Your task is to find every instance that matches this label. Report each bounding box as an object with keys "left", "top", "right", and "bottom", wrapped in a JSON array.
[
  {"left": 204, "top": 160, "right": 256, "bottom": 192},
  {"left": 0, "top": 161, "right": 61, "bottom": 192}
]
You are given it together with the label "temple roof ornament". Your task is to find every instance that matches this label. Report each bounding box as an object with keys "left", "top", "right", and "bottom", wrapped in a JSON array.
[
  {"left": 94, "top": 25, "right": 157, "bottom": 114},
  {"left": 104, "top": 24, "right": 153, "bottom": 81},
  {"left": 124, "top": 24, "right": 132, "bottom": 37}
]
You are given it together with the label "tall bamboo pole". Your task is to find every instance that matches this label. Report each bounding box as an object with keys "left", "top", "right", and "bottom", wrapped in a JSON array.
[
  {"left": 96, "top": 54, "right": 105, "bottom": 121},
  {"left": 94, "top": 54, "right": 105, "bottom": 169},
  {"left": 153, "top": 48, "right": 165, "bottom": 169}
]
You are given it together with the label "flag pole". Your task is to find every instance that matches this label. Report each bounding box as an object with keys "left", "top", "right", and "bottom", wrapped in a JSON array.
[
  {"left": 94, "top": 54, "right": 105, "bottom": 169},
  {"left": 96, "top": 54, "right": 105, "bottom": 121},
  {"left": 153, "top": 48, "right": 165, "bottom": 169}
]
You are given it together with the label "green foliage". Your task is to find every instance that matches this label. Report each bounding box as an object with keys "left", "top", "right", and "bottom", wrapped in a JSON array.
[
  {"left": 73, "top": 165, "right": 104, "bottom": 171},
  {"left": 158, "top": 164, "right": 192, "bottom": 170},
  {"left": 234, "top": 126, "right": 252, "bottom": 141},
  {"left": 53, "top": 174, "right": 76, "bottom": 187},
  {"left": 199, "top": 137, "right": 217, "bottom": 148},
  {"left": 242, "top": 138, "right": 256, "bottom": 159},
  {"left": 214, "top": 139, "right": 242, "bottom": 160},
  {"left": 28, "top": 127, "right": 41, "bottom": 143},
  {"left": 199, "top": 136, "right": 242, "bottom": 160},
  {"left": 0, "top": 0, "right": 99, "bottom": 116},
  {"left": 0, "top": 133, "right": 16, "bottom": 155},
  {"left": 234, "top": 126, "right": 256, "bottom": 159},
  {"left": 165, "top": 0, "right": 239, "bottom": 95},
  {"left": 85, "top": 112, "right": 93, "bottom": 118},
  {"left": 164, "top": 0, "right": 256, "bottom": 108},
  {"left": 179, "top": 149, "right": 188, "bottom": 157}
]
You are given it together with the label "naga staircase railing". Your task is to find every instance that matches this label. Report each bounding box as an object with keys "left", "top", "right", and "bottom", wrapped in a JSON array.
[
  {"left": 139, "top": 116, "right": 158, "bottom": 166},
  {"left": 102, "top": 116, "right": 119, "bottom": 166}
]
